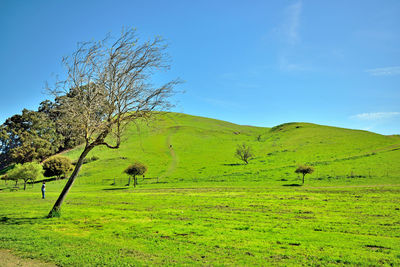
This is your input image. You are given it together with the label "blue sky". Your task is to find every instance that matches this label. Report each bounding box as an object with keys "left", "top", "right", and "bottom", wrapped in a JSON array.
[{"left": 1, "top": 0, "right": 399, "bottom": 134}]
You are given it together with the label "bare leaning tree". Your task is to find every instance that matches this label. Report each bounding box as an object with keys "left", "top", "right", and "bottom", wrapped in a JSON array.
[{"left": 47, "top": 28, "right": 180, "bottom": 217}]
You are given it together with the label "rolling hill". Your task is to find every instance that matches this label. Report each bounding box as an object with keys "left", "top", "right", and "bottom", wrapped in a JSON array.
[{"left": 63, "top": 112, "right": 400, "bottom": 185}]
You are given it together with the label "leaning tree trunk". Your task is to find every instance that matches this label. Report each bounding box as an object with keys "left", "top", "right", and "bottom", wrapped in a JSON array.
[{"left": 48, "top": 146, "right": 93, "bottom": 217}]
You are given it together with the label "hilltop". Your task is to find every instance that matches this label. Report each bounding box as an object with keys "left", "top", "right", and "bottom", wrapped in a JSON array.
[{"left": 63, "top": 112, "right": 400, "bottom": 185}]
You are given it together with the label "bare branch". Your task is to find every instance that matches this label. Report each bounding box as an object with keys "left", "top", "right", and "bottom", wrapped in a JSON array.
[{"left": 47, "top": 28, "right": 182, "bottom": 216}]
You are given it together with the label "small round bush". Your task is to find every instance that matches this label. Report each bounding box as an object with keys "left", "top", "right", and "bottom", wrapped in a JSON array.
[{"left": 43, "top": 156, "right": 73, "bottom": 179}]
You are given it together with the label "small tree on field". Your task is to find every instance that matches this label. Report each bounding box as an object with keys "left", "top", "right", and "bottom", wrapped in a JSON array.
[
  {"left": 43, "top": 156, "right": 73, "bottom": 180},
  {"left": 124, "top": 162, "right": 147, "bottom": 188},
  {"left": 8, "top": 162, "right": 43, "bottom": 190},
  {"left": 5, "top": 172, "right": 19, "bottom": 186},
  {"left": 1, "top": 174, "right": 9, "bottom": 185},
  {"left": 235, "top": 143, "right": 254, "bottom": 164},
  {"left": 295, "top": 165, "right": 314, "bottom": 184}
]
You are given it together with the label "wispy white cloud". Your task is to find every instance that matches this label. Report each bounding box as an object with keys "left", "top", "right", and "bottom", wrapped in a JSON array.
[
  {"left": 275, "top": 1, "right": 306, "bottom": 72},
  {"left": 284, "top": 1, "right": 302, "bottom": 45},
  {"left": 366, "top": 66, "right": 400, "bottom": 76},
  {"left": 361, "top": 126, "right": 373, "bottom": 131},
  {"left": 351, "top": 112, "right": 400, "bottom": 120}
]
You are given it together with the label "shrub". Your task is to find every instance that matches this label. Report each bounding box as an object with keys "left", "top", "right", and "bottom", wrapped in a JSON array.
[
  {"left": 72, "top": 155, "right": 99, "bottom": 166},
  {"left": 43, "top": 156, "right": 72, "bottom": 179}
]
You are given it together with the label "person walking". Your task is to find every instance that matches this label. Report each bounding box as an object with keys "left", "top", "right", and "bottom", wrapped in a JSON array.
[{"left": 41, "top": 182, "right": 46, "bottom": 199}]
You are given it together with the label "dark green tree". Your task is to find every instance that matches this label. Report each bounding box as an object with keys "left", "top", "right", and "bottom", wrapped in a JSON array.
[
  {"left": 124, "top": 162, "right": 147, "bottom": 187},
  {"left": 39, "top": 99, "right": 84, "bottom": 149},
  {"left": 0, "top": 109, "right": 63, "bottom": 165},
  {"left": 295, "top": 165, "right": 314, "bottom": 184}
]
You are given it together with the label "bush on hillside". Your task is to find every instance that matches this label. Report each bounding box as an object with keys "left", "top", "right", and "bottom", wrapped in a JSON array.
[
  {"left": 43, "top": 156, "right": 72, "bottom": 179},
  {"left": 72, "top": 155, "right": 99, "bottom": 166}
]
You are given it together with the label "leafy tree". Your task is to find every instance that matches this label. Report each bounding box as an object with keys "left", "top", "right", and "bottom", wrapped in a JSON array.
[
  {"left": 7, "top": 173, "right": 19, "bottom": 186},
  {"left": 0, "top": 109, "right": 63, "bottom": 166},
  {"left": 124, "top": 162, "right": 147, "bottom": 187},
  {"left": 1, "top": 174, "right": 9, "bottom": 185},
  {"left": 43, "top": 156, "right": 72, "bottom": 179},
  {"left": 8, "top": 162, "right": 43, "bottom": 190},
  {"left": 235, "top": 143, "right": 254, "bottom": 164},
  {"left": 38, "top": 99, "right": 84, "bottom": 149},
  {"left": 295, "top": 165, "right": 314, "bottom": 184},
  {"left": 0, "top": 99, "right": 85, "bottom": 169},
  {"left": 46, "top": 28, "right": 180, "bottom": 217}
]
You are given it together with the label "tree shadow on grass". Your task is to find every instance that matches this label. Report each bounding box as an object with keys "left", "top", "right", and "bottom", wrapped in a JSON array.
[
  {"left": 222, "top": 163, "right": 242, "bottom": 166},
  {"left": 102, "top": 187, "right": 129, "bottom": 191},
  {"left": 282, "top": 183, "right": 302, "bottom": 187},
  {"left": 0, "top": 216, "right": 46, "bottom": 225}
]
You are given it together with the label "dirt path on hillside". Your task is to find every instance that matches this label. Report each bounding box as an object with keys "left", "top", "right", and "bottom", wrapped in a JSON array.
[
  {"left": 0, "top": 249, "right": 57, "bottom": 267},
  {"left": 371, "top": 142, "right": 400, "bottom": 153},
  {"left": 159, "top": 126, "right": 179, "bottom": 179}
]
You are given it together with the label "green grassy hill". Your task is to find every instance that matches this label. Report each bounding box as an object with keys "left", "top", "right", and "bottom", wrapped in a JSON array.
[{"left": 63, "top": 112, "right": 400, "bottom": 185}]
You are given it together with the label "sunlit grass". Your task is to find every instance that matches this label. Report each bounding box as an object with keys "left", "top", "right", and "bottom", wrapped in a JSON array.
[{"left": 0, "top": 181, "right": 399, "bottom": 266}]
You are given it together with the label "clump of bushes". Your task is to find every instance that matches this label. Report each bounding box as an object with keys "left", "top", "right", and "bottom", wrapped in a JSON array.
[
  {"left": 72, "top": 155, "right": 99, "bottom": 165},
  {"left": 43, "top": 156, "right": 72, "bottom": 179}
]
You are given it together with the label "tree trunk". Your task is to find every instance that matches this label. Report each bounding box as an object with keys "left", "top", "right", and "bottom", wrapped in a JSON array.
[
  {"left": 133, "top": 176, "right": 137, "bottom": 188},
  {"left": 23, "top": 180, "right": 27, "bottom": 190},
  {"left": 302, "top": 174, "right": 305, "bottom": 184},
  {"left": 48, "top": 146, "right": 93, "bottom": 217},
  {"left": 127, "top": 176, "right": 131, "bottom": 186}
]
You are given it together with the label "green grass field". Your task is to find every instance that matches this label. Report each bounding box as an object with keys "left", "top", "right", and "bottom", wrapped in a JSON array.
[{"left": 1, "top": 112, "right": 399, "bottom": 266}]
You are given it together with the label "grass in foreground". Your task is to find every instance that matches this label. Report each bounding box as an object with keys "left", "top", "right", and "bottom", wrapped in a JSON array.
[{"left": 0, "top": 179, "right": 399, "bottom": 266}]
